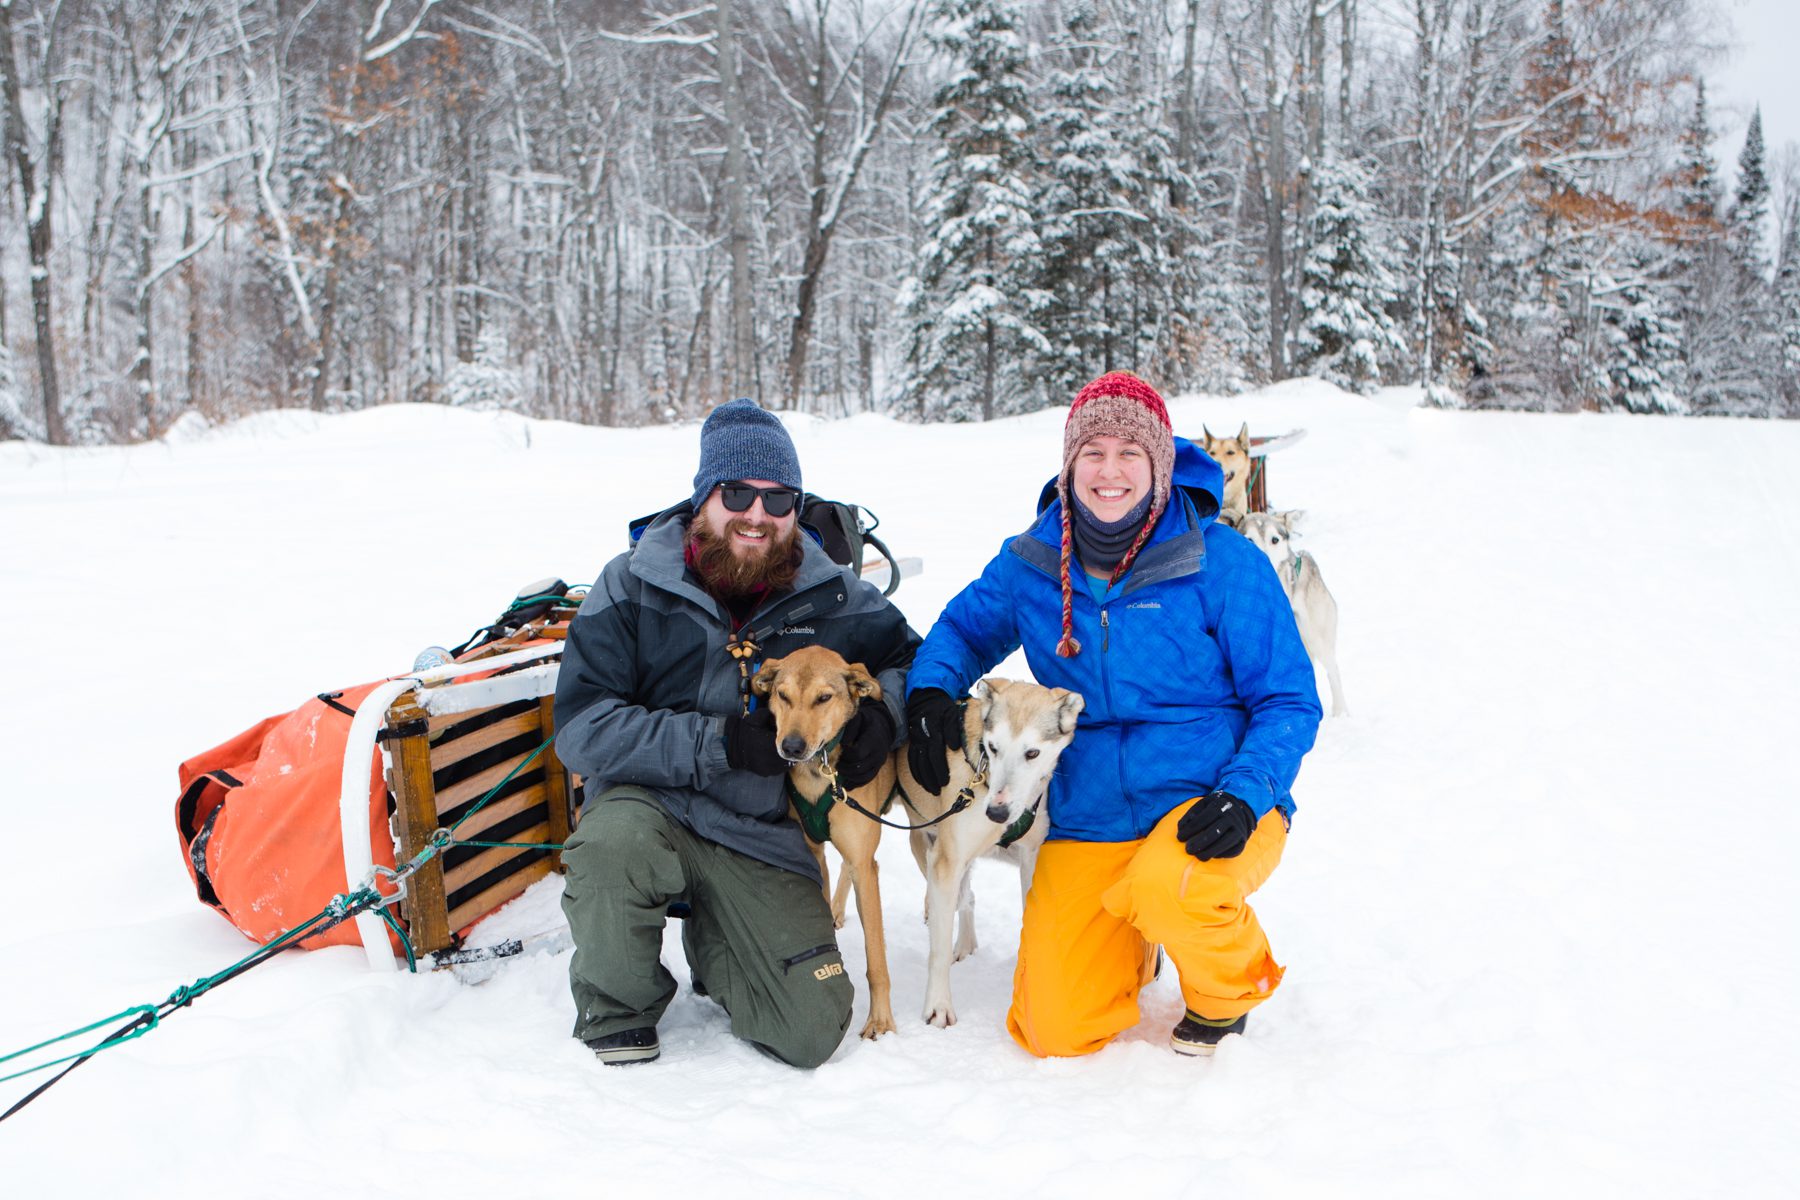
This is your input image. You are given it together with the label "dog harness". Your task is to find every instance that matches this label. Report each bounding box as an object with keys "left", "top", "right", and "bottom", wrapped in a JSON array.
[
  {"left": 785, "top": 774, "right": 838, "bottom": 843},
  {"left": 784, "top": 731, "right": 850, "bottom": 843}
]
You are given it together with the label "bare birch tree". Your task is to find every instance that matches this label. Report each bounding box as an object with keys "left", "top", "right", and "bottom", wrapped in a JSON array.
[{"left": 0, "top": 0, "right": 80, "bottom": 443}]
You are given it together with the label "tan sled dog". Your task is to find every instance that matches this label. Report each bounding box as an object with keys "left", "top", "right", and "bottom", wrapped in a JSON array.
[
  {"left": 894, "top": 678, "right": 1084, "bottom": 1028},
  {"left": 1202, "top": 422, "right": 1253, "bottom": 528},
  {"left": 753, "top": 646, "right": 899, "bottom": 1039}
]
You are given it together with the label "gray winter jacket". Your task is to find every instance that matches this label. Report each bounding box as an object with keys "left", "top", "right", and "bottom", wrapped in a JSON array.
[{"left": 552, "top": 507, "right": 920, "bottom": 882}]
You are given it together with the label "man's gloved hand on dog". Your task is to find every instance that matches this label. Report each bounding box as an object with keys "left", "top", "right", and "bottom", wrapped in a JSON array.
[
  {"left": 834, "top": 699, "right": 896, "bottom": 790},
  {"left": 1177, "top": 790, "right": 1257, "bottom": 860},
  {"left": 904, "top": 687, "right": 965, "bottom": 796},
  {"left": 723, "top": 707, "right": 789, "bottom": 777}
]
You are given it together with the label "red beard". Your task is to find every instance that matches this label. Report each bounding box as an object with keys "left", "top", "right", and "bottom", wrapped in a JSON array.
[{"left": 687, "top": 514, "right": 803, "bottom": 600}]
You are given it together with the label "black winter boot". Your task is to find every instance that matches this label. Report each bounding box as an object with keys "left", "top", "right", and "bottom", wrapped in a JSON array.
[
  {"left": 585, "top": 1026, "right": 661, "bottom": 1065},
  {"left": 1170, "top": 1011, "right": 1247, "bottom": 1056}
]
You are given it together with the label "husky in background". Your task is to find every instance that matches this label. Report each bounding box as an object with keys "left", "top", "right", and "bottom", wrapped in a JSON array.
[
  {"left": 1239, "top": 510, "right": 1347, "bottom": 717},
  {"left": 893, "top": 678, "right": 1084, "bottom": 1029}
]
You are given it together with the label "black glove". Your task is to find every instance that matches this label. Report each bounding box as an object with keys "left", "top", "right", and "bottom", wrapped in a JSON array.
[
  {"left": 723, "top": 707, "right": 789, "bottom": 777},
  {"left": 1177, "top": 790, "right": 1256, "bottom": 860},
  {"left": 905, "top": 687, "right": 965, "bottom": 796},
  {"left": 835, "top": 699, "right": 896, "bottom": 790}
]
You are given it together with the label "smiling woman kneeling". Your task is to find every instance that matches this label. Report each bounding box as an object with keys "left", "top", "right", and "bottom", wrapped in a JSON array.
[{"left": 903, "top": 371, "right": 1323, "bottom": 1058}]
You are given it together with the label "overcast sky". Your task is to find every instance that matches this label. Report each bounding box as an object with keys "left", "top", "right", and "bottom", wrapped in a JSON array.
[{"left": 1714, "top": 0, "right": 1797, "bottom": 178}]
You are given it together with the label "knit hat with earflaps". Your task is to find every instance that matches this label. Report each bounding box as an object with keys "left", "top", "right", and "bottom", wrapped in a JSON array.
[
  {"left": 1055, "top": 371, "right": 1176, "bottom": 657},
  {"left": 689, "top": 398, "right": 804, "bottom": 513}
]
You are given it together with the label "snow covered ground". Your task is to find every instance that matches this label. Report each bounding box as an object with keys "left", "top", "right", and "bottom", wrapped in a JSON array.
[{"left": 2, "top": 383, "right": 1797, "bottom": 1197}]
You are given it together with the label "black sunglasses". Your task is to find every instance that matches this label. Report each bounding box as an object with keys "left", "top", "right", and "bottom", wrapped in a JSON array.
[{"left": 717, "top": 482, "right": 801, "bottom": 518}]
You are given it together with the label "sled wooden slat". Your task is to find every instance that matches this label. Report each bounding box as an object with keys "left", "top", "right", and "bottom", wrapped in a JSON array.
[
  {"left": 443, "top": 782, "right": 548, "bottom": 842},
  {"left": 442, "top": 822, "right": 552, "bottom": 893},
  {"left": 435, "top": 755, "right": 547, "bottom": 812},
  {"left": 429, "top": 709, "right": 540, "bottom": 770},
  {"left": 446, "top": 863, "right": 552, "bottom": 937},
  {"left": 456, "top": 621, "right": 563, "bottom": 663},
  {"left": 386, "top": 698, "right": 453, "bottom": 954},
  {"left": 427, "top": 701, "right": 490, "bottom": 735}
]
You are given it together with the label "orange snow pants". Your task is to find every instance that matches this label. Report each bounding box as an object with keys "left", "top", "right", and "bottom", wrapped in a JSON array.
[{"left": 1007, "top": 798, "right": 1288, "bottom": 1058}]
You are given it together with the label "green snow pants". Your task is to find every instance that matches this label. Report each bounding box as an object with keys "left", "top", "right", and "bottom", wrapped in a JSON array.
[{"left": 560, "top": 788, "right": 853, "bottom": 1068}]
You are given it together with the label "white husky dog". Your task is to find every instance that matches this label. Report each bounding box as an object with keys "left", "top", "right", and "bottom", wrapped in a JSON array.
[
  {"left": 894, "top": 678, "right": 1084, "bottom": 1028},
  {"left": 1239, "top": 510, "right": 1347, "bottom": 717}
]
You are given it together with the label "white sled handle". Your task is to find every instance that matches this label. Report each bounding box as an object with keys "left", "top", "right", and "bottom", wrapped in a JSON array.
[{"left": 1250, "top": 428, "right": 1307, "bottom": 457}]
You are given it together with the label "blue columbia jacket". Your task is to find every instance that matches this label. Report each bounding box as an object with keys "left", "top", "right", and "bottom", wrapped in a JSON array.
[{"left": 907, "top": 438, "right": 1321, "bottom": 842}]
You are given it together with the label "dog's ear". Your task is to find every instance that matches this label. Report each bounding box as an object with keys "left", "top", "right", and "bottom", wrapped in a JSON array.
[
  {"left": 1052, "top": 689, "right": 1085, "bottom": 736},
  {"left": 1202, "top": 423, "right": 1215, "bottom": 447},
  {"left": 972, "top": 677, "right": 998, "bottom": 724},
  {"left": 1277, "top": 509, "right": 1304, "bottom": 533},
  {"left": 845, "top": 664, "right": 882, "bottom": 702},
  {"left": 752, "top": 657, "right": 784, "bottom": 697},
  {"left": 1235, "top": 421, "right": 1250, "bottom": 447}
]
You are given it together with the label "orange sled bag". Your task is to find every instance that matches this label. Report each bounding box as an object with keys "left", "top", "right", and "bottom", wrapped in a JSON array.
[{"left": 174, "top": 682, "right": 399, "bottom": 950}]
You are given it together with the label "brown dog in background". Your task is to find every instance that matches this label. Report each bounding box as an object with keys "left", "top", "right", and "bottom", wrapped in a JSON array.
[
  {"left": 1202, "top": 422, "right": 1252, "bottom": 528},
  {"left": 752, "top": 646, "right": 898, "bottom": 1039}
]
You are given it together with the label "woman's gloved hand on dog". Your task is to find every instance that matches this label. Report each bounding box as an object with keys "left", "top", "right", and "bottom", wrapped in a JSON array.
[
  {"left": 722, "top": 707, "right": 790, "bottom": 777},
  {"left": 834, "top": 699, "right": 897, "bottom": 790},
  {"left": 904, "top": 687, "right": 965, "bottom": 796},
  {"left": 1177, "top": 790, "right": 1256, "bottom": 860}
]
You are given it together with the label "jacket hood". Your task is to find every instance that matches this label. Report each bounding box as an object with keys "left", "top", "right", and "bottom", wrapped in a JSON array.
[{"left": 1172, "top": 435, "right": 1225, "bottom": 517}]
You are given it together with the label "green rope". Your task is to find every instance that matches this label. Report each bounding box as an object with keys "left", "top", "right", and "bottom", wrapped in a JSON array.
[
  {"left": 0, "top": 1006, "right": 160, "bottom": 1083},
  {"left": 375, "top": 904, "right": 417, "bottom": 972},
  {"left": 453, "top": 839, "right": 567, "bottom": 851},
  {"left": 445, "top": 737, "right": 552, "bottom": 836},
  {"left": 1, "top": 885, "right": 383, "bottom": 1089},
  {"left": 507, "top": 592, "right": 583, "bottom": 613},
  {"left": 2, "top": 736, "right": 556, "bottom": 1103}
]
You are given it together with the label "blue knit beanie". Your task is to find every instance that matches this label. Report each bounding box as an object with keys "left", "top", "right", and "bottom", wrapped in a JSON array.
[{"left": 689, "top": 399, "right": 803, "bottom": 513}]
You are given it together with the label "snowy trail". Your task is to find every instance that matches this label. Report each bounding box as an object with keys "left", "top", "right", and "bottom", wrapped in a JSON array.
[{"left": 3, "top": 388, "right": 1797, "bottom": 1197}]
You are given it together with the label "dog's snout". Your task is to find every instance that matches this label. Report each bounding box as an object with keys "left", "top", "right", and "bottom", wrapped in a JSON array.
[
  {"left": 984, "top": 800, "right": 1010, "bottom": 824},
  {"left": 780, "top": 735, "right": 808, "bottom": 761}
]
